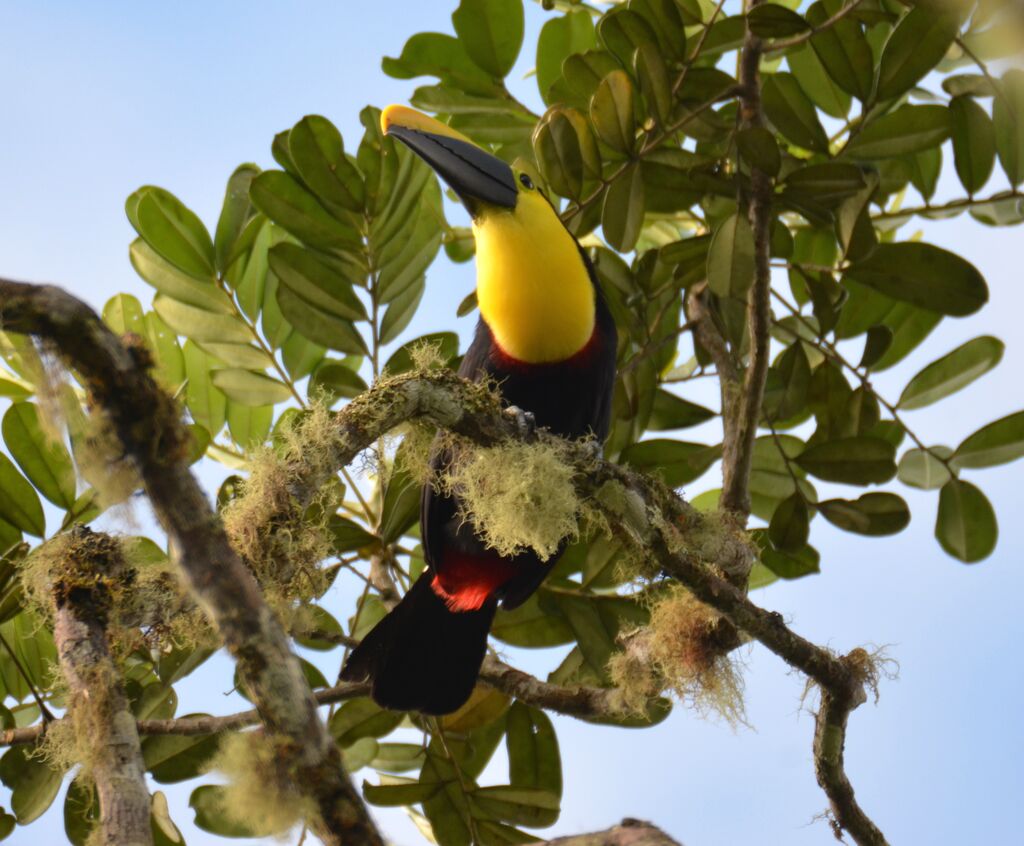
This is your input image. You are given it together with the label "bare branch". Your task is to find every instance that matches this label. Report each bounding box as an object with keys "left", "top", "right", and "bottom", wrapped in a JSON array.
[
  {"left": 719, "top": 1, "right": 773, "bottom": 518},
  {"left": 813, "top": 663, "right": 890, "bottom": 846},
  {"left": 0, "top": 279, "right": 382, "bottom": 846},
  {"left": 51, "top": 527, "right": 152, "bottom": 846}
]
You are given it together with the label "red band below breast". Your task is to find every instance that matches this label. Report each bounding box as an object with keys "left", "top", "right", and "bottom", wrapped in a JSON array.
[{"left": 430, "top": 551, "right": 519, "bottom": 612}]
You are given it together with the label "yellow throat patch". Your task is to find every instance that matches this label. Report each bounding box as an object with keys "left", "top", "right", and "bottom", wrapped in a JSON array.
[{"left": 473, "top": 190, "right": 596, "bottom": 364}]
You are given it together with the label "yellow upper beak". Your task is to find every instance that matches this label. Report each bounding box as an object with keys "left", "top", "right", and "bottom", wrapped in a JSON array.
[{"left": 380, "top": 105, "right": 474, "bottom": 145}]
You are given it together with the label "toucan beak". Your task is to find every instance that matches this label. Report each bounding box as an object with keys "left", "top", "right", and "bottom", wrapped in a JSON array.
[{"left": 381, "top": 105, "right": 517, "bottom": 217}]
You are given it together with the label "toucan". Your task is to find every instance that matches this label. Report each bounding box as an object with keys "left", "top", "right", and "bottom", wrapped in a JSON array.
[{"left": 340, "top": 106, "right": 618, "bottom": 714}]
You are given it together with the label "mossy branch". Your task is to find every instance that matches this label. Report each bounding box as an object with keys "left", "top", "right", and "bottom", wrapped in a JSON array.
[
  {"left": 49, "top": 526, "right": 152, "bottom": 846},
  {"left": 0, "top": 278, "right": 382, "bottom": 846},
  {"left": 0, "top": 278, "right": 888, "bottom": 845}
]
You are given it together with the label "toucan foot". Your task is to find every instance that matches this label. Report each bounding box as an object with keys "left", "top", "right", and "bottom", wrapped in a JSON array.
[{"left": 504, "top": 405, "right": 536, "bottom": 440}]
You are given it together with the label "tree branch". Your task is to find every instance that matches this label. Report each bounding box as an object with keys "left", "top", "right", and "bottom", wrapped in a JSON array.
[
  {"left": 813, "top": 660, "right": 890, "bottom": 846},
  {"left": 719, "top": 2, "right": 773, "bottom": 518},
  {"left": 0, "top": 279, "right": 382, "bottom": 846},
  {"left": 51, "top": 527, "right": 152, "bottom": 846}
]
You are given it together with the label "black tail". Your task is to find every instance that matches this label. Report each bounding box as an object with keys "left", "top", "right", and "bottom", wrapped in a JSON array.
[{"left": 339, "top": 572, "right": 495, "bottom": 715}]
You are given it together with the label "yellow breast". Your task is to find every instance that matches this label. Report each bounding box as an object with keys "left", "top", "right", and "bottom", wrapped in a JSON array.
[{"left": 473, "top": 191, "right": 595, "bottom": 364}]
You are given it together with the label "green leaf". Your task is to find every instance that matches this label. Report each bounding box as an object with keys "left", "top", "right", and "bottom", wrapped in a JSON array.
[
  {"left": 747, "top": 3, "right": 809, "bottom": 38},
  {"left": 598, "top": 8, "right": 657, "bottom": 71},
  {"left": 589, "top": 70, "right": 635, "bottom": 154},
  {"left": 601, "top": 163, "right": 644, "bottom": 252},
  {"left": 126, "top": 186, "right": 215, "bottom": 278},
  {"left": 994, "top": 69, "right": 1024, "bottom": 186},
  {"left": 190, "top": 785, "right": 270, "bottom": 838},
  {"left": 383, "top": 32, "right": 499, "bottom": 95},
  {"left": 372, "top": 743, "right": 427, "bottom": 774},
  {"left": 736, "top": 126, "right": 781, "bottom": 176},
  {"left": 0, "top": 746, "right": 62, "bottom": 824},
  {"left": 268, "top": 243, "right": 367, "bottom": 322},
  {"left": 707, "top": 212, "right": 754, "bottom": 298},
  {"left": 795, "top": 437, "right": 896, "bottom": 484},
  {"left": 898, "top": 446, "right": 953, "bottom": 490},
  {"left": 876, "top": 8, "right": 960, "bottom": 102},
  {"left": 647, "top": 390, "right": 715, "bottom": 430},
  {"left": 935, "top": 479, "right": 997, "bottom": 563},
  {"left": 288, "top": 115, "right": 364, "bottom": 214},
  {"left": 143, "top": 730, "right": 222, "bottom": 784},
  {"left": 64, "top": 778, "right": 98, "bottom": 846},
  {"left": 950, "top": 96, "right": 996, "bottom": 195},
  {"left": 276, "top": 286, "right": 367, "bottom": 355},
  {"left": 764, "top": 342, "right": 811, "bottom": 422},
  {"left": 506, "top": 703, "right": 561, "bottom": 798},
  {"left": 329, "top": 698, "right": 404, "bottom": 746},
  {"left": 153, "top": 294, "right": 251, "bottom": 344},
  {"left": 860, "top": 325, "right": 892, "bottom": 366},
  {"left": 215, "top": 163, "right": 260, "bottom": 272},
  {"left": 620, "top": 439, "right": 721, "bottom": 487},
  {"left": 788, "top": 45, "right": 850, "bottom": 119},
  {"left": 908, "top": 147, "right": 942, "bottom": 201},
  {"left": 806, "top": 0, "right": 874, "bottom": 101},
  {"left": 250, "top": 171, "right": 360, "bottom": 252},
  {"left": 755, "top": 531, "right": 820, "bottom": 579},
  {"left": 818, "top": 493, "right": 911, "bottom": 536},
  {"left": 943, "top": 70, "right": 997, "bottom": 98},
  {"left": 537, "top": 9, "right": 595, "bottom": 101},
  {"left": 363, "top": 779, "right": 440, "bottom": 807},
  {"left": 768, "top": 493, "right": 809, "bottom": 553},
  {"left": 129, "top": 239, "right": 226, "bottom": 311},
  {"left": 102, "top": 292, "right": 146, "bottom": 335},
  {"left": 379, "top": 277, "right": 426, "bottom": 345},
  {"left": 492, "top": 593, "right": 574, "bottom": 647},
  {"left": 3, "top": 403, "right": 75, "bottom": 509},
  {"left": 844, "top": 105, "right": 951, "bottom": 159},
  {"left": 209, "top": 369, "right": 291, "bottom": 407},
  {"left": 762, "top": 72, "right": 830, "bottom": 153},
  {"left": 226, "top": 401, "right": 273, "bottom": 447},
  {"left": 471, "top": 787, "right": 560, "bottom": 828},
  {"left": 845, "top": 242, "right": 988, "bottom": 317},
  {"left": 952, "top": 411, "right": 1024, "bottom": 469},
  {"left": 384, "top": 332, "right": 459, "bottom": 375},
  {"left": 634, "top": 42, "right": 671, "bottom": 128},
  {"left": 310, "top": 359, "right": 368, "bottom": 404},
  {"left": 533, "top": 109, "right": 588, "bottom": 200},
  {"left": 183, "top": 341, "right": 227, "bottom": 435},
  {"left": 0, "top": 455, "right": 44, "bottom": 536},
  {"left": 452, "top": 0, "right": 524, "bottom": 78},
  {"left": 421, "top": 742, "right": 474, "bottom": 846},
  {"left": 898, "top": 336, "right": 1003, "bottom": 410}
]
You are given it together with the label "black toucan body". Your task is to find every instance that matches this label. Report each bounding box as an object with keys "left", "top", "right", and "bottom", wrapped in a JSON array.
[{"left": 340, "top": 106, "right": 618, "bottom": 714}]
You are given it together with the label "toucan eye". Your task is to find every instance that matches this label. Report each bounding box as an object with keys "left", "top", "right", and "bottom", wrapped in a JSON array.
[{"left": 519, "top": 173, "right": 534, "bottom": 190}]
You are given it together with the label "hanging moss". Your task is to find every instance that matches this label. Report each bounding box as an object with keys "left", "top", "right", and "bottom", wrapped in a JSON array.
[{"left": 608, "top": 586, "right": 748, "bottom": 728}]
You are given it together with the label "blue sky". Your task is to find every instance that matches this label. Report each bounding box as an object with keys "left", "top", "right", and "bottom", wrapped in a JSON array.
[{"left": 1, "top": 2, "right": 1021, "bottom": 844}]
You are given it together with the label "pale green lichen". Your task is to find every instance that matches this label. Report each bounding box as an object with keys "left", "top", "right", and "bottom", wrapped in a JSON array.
[
  {"left": 441, "top": 438, "right": 583, "bottom": 560},
  {"left": 608, "top": 585, "right": 748, "bottom": 728},
  {"left": 204, "top": 731, "right": 317, "bottom": 837}
]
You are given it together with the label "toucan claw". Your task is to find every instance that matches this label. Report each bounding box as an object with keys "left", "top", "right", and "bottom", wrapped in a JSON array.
[{"left": 503, "top": 405, "right": 537, "bottom": 441}]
